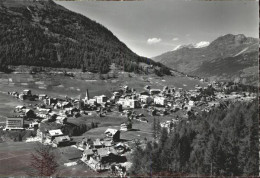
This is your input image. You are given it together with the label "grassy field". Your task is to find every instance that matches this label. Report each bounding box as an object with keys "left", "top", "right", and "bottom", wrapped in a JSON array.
[{"left": 0, "top": 142, "right": 37, "bottom": 176}]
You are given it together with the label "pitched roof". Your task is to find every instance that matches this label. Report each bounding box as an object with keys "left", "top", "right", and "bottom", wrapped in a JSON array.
[
  {"left": 104, "top": 128, "right": 119, "bottom": 135},
  {"left": 49, "top": 129, "right": 63, "bottom": 136},
  {"left": 53, "top": 135, "right": 70, "bottom": 143},
  {"left": 97, "top": 147, "right": 117, "bottom": 157},
  {"left": 83, "top": 149, "right": 94, "bottom": 155}
]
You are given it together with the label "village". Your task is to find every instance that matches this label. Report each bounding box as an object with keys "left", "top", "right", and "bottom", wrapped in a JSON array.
[{"left": 1, "top": 80, "right": 256, "bottom": 176}]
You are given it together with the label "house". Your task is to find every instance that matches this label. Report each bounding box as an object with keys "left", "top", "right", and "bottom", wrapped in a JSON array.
[
  {"left": 24, "top": 109, "right": 35, "bottom": 118},
  {"left": 82, "top": 149, "right": 94, "bottom": 161},
  {"left": 29, "top": 121, "right": 39, "bottom": 129},
  {"left": 52, "top": 135, "right": 71, "bottom": 147},
  {"left": 87, "top": 99, "right": 97, "bottom": 105},
  {"left": 15, "top": 105, "right": 26, "bottom": 112},
  {"left": 56, "top": 116, "right": 67, "bottom": 124},
  {"left": 96, "top": 95, "right": 108, "bottom": 104},
  {"left": 188, "top": 100, "right": 195, "bottom": 106},
  {"left": 139, "top": 95, "right": 153, "bottom": 105},
  {"left": 150, "top": 89, "right": 161, "bottom": 95},
  {"left": 154, "top": 96, "right": 167, "bottom": 106},
  {"left": 120, "top": 122, "right": 132, "bottom": 131},
  {"left": 47, "top": 129, "right": 64, "bottom": 141},
  {"left": 39, "top": 94, "right": 47, "bottom": 100},
  {"left": 93, "top": 138, "right": 104, "bottom": 149},
  {"left": 23, "top": 89, "right": 32, "bottom": 96},
  {"left": 114, "top": 143, "right": 130, "bottom": 154},
  {"left": 18, "top": 93, "right": 26, "bottom": 100},
  {"left": 61, "top": 101, "right": 72, "bottom": 109},
  {"left": 104, "top": 129, "right": 120, "bottom": 142},
  {"left": 117, "top": 98, "right": 139, "bottom": 109}
]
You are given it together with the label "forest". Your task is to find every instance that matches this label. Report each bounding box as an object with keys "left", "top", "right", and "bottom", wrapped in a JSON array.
[
  {"left": 130, "top": 100, "right": 259, "bottom": 177},
  {"left": 0, "top": 1, "right": 170, "bottom": 75}
]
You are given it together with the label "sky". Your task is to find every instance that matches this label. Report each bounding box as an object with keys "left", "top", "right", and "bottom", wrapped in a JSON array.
[{"left": 55, "top": 0, "right": 258, "bottom": 58}]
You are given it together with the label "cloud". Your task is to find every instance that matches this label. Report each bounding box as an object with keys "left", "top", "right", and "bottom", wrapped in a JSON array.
[
  {"left": 194, "top": 41, "right": 210, "bottom": 48},
  {"left": 147, "top": 38, "right": 162, "bottom": 45},
  {"left": 172, "top": 37, "right": 179, "bottom": 41}
]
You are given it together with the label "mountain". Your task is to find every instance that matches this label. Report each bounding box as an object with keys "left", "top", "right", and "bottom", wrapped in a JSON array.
[
  {"left": 0, "top": 0, "right": 170, "bottom": 75},
  {"left": 153, "top": 34, "right": 258, "bottom": 85}
]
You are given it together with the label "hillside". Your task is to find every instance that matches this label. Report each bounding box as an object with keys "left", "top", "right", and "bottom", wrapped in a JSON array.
[
  {"left": 0, "top": 0, "right": 169, "bottom": 75},
  {"left": 153, "top": 34, "right": 258, "bottom": 84}
]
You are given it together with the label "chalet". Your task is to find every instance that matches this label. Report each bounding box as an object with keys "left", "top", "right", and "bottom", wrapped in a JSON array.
[
  {"left": 114, "top": 143, "right": 130, "bottom": 154},
  {"left": 19, "top": 93, "right": 26, "bottom": 100},
  {"left": 95, "top": 95, "right": 108, "bottom": 104},
  {"left": 139, "top": 95, "right": 153, "bottom": 105},
  {"left": 61, "top": 101, "right": 72, "bottom": 109},
  {"left": 104, "top": 129, "right": 120, "bottom": 142},
  {"left": 120, "top": 122, "right": 132, "bottom": 131},
  {"left": 24, "top": 109, "right": 35, "bottom": 118},
  {"left": 150, "top": 89, "right": 161, "bottom": 95},
  {"left": 52, "top": 135, "right": 71, "bottom": 147},
  {"left": 154, "top": 96, "right": 167, "bottom": 106},
  {"left": 87, "top": 99, "right": 97, "bottom": 105},
  {"left": 56, "top": 116, "right": 67, "bottom": 124},
  {"left": 15, "top": 105, "right": 26, "bottom": 112},
  {"left": 29, "top": 121, "right": 39, "bottom": 129},
  {"left": 82, "top": 149, "right": 94, "bottom": 161},
  {"left": 47, "top": 129, "right": 64, "bottom": 141},
  {"left": 117, "top": 98, "right": 139, "bottom": 109},
  {"left": 39, "top": 94, "right": 47, "bottom": 100},
  {"left": 93, "top": 138, "right": 104, "bottom": 149},
  {"left": 23, "top": 89, "right": 32, "bottom": 96}
]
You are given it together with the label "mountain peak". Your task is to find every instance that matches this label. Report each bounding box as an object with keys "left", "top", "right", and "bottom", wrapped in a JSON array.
[{"left": 172, "top": 41, "right": 210, "bottom": 51}]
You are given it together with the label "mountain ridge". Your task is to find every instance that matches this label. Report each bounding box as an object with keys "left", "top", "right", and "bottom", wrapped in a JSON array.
[
  {"left": 153, "top": 34, "right": 258, "bottom": 84},
  {"left": 0, "top": 0, "right": 170, "bottom": 75}
]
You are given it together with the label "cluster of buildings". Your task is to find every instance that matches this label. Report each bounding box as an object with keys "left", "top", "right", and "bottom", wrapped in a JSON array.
[{"left": 2, "top": 80, "right": 256, "bottom": 175}]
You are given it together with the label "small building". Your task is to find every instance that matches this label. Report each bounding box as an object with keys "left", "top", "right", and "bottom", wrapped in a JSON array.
[
  {"left": 82, "top": 149, "right": 94, "bottom": 161},
  {"left": 150, "top": 89, "right": 161, "bottom": 95},
  {"left": 23, "top": 89, "right": 32, "bottom": 96},
  {"left": 96, "top": 95, "right": 108, "bottom": 104},
  {"left": 15, "top": 105, "right": 26, "bottom": 112},
  {"left": 39, "top": 94, "right": 47, "bottom": 100},
  {"left": 56, "top": 116, "right": 67, "bottom": 124},
  {"left": 4, "top": 117, "right": 24, "bottom": 130},
  {"left": 139, "top": 95, "right": 153, "bottom": 105},
  {"left": 24, "top": 109, "right": 35, "bottom": 118},
  {"left": 29, "top": 121, "right": 39, "bottom": 129},
  {"left": 154, "top": 96, "right": 167, "bottom": 106},
  {"left": 47, "top": 129, "right": 64, "bottom": 141},
  {"left": 19, "top": 93, "right": 26, "bottom": 100},
  {"left": 117, "top": 98, "right": 139, "bottom": 109},
  {"left": 104, "top": 129, "right": 120, "bottom": 142},
  {"left": 52, "top": 135, "right": 71, "bottom": 147},
  {"left": 120, "top": 122, "right": 132, "bottom": 131}
]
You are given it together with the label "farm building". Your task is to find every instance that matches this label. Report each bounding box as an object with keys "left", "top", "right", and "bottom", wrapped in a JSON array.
[{"left": 104, "top": 129, "right": 120, "bottom": 142}]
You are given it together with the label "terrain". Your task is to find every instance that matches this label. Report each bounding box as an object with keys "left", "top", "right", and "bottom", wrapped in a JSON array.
[
  {"left": 0, "top": 0, "right": 169, "bottom": 75},
  {"left": 153, "top": 34, "right": 258, "bottom": 85}
]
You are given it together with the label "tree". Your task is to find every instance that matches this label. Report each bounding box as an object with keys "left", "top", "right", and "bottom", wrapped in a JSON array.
[{"left": 27, "top": 143, "right": 59, "bottom": 177}]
